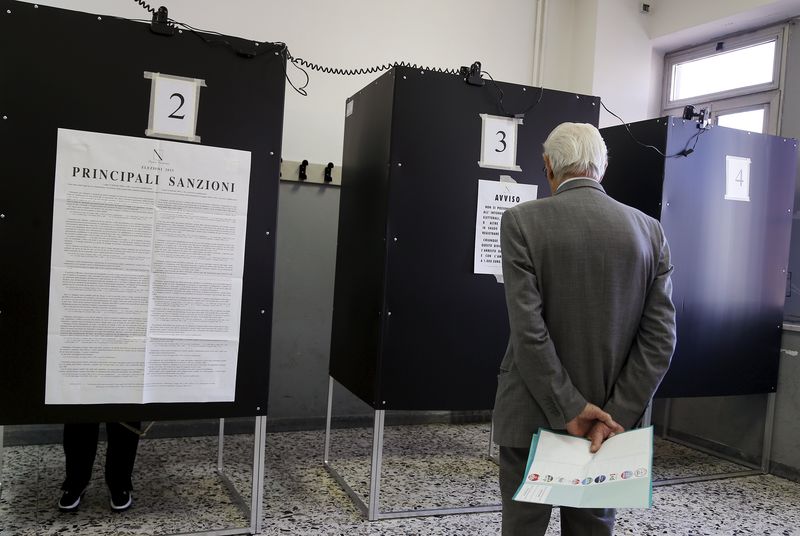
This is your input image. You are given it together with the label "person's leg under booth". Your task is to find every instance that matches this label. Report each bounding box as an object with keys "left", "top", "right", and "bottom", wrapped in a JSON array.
[
  {"left": 499, "top": 446, "right": 552, "bottom": 536},
  {"left": 62, "top": 422, "right": 101, "bottom": 493},
  {"left": 104, "top": 421, "right": 141, "bottom": 493}
]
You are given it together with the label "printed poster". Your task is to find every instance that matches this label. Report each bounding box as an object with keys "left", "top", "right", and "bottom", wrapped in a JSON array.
[
  {"left": 45, "top": 128, "right": 251, "bottom": 404},
  {"left": 474, "top": 179, "right": 538, "bottom": 276}
]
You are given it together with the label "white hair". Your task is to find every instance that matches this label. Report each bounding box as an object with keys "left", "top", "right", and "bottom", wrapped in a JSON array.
[{"left": 542, "top": 122, "right": 608, "bottom": 181}]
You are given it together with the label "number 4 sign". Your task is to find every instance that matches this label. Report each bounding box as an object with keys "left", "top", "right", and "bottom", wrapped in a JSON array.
[
  {"left": 725, "top": 155, "right": 751, "bottom": 202},
  {"left": 478, "top": 113, "right": 523, "bottom": 172},
  {"left": 144, "top": 71, "right": 207, "bottom": 143}
]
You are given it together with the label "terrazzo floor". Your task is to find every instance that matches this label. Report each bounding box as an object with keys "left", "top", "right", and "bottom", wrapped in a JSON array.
[{"left": 1, "top": 423, "right": 799, "bottom": 535}]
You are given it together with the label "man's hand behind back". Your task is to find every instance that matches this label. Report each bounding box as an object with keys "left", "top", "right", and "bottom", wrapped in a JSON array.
[{"left": 565, "top": 403, "right": 624, "bottom": 453}]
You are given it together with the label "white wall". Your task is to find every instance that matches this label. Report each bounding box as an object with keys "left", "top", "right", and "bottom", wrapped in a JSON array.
[
  {"left": 538, "top": 0, "right": 660, "bottom": 126},
  {"left": 539, "top": 0, "right": 598, "bottom": 94},
  {"left": 538, "top": 0, "right": 800, "bottom": 128},
  {"left": 23, "top": 0, "right": 535, "bottom": 165},
  {"left": 648, "top": 0, "right": 800, "bottom": 47},
  {"left": 592, "top": 0, "right": 661, "bottom": 126}
]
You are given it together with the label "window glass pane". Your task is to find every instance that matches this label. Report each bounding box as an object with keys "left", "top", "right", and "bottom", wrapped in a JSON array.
[
  {"left": 717, "top": 109, "right": 765, "bottom": 133},
  {"left": 671, "top": 41, "right": 776, "bottom": 101}
]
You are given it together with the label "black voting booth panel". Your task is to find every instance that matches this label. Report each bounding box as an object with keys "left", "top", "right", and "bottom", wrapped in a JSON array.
[
  {"left": 601, "top": 118, "right": 797, "bottom": 399},
  {"left": 330, "top": 67, "right": 600, "bottom": 411},
  {"left": 0, "top": 2, "right": 284, "bottom": 424}
]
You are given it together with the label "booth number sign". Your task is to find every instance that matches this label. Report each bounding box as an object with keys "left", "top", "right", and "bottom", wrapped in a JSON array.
[
  {"left": 144, "top": 71, "right": 207, "bottom": 143},
  {"left": 478, "top": 113, "right": 523, "bottom": 172},
  {"left": 725, "top": 155, "right": 751, "bottom": 202}
]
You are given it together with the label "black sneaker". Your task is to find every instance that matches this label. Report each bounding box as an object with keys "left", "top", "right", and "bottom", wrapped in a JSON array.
[
  {"left": 58, "top": 488, "right": 85, "bottom": 512},
  {"left": 109, "top": 489, "right": 132, "bottom": 512}
]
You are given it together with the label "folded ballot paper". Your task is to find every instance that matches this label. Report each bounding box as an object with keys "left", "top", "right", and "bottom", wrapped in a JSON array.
[{"left": 513, "top": 427, "right": 654, "bottom": 509}]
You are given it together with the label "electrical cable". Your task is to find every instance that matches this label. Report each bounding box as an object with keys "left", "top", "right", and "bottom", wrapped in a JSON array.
[
  {"left": 133, "top": 0, "right": 156, "bottom": 15},
  {"left": 600, "top": 100, "right": 707, "bottom": 158},
  {"left": 128, "top": 0, "right": 477, "bottom": 97},
  {"left": 286, "top": 55, "right": 461, "bottom": 77},
  {"left": 481, "top": 70, "right": 544, "bottom": 118}
]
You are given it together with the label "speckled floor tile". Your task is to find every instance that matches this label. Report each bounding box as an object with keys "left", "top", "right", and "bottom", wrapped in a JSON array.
[{"left": 2, "top": 423, "right": 800, "bottom": 535}]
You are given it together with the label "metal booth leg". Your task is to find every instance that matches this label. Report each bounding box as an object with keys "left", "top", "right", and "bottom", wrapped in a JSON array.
[
  {"left": 323, "top": 376, "right": 334, "bottom": 466},
  {"left": 488, "top": 416, "right": 499, "bottom": 465},
  {"left": 250, "top": 416, "right": 268, "bottom": 535},
  {"left": 367, "top": 410, "right": 386, "bottom": 521},
  {"left": 661, "top": 398, "right": 672, "bottom": 439},
  {"left": 218, "top": 418, "right": 225, "bottom": 473},
  {"left": 0, "top": 425, "right": 4, "bottom": 500},
  {"left": 488, "top": 416, "right": 495, "bottom": 459},
  {"left": 761, "top": 393, "right": 777, "bottom": 474}
]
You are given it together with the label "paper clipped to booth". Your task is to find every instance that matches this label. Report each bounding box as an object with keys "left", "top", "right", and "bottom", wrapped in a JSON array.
[
  {"left": 473, "top": 179, "right": 538, "bottom": 276},
  {"left": 513, "top": 427, "right": 654, "bottom": 509}
]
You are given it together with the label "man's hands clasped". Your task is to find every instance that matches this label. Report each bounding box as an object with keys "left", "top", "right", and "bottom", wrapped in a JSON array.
[{"left": 565, "top": 403, "right": 625, "bottom": 453}]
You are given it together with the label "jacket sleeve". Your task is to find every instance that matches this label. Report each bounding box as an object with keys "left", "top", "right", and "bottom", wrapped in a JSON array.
[
  {"left": 604, "top": 226, "right": 677, "bottom": 430},
  {"left": 501, "top": 209, "right": 587, "bottom": 429}
]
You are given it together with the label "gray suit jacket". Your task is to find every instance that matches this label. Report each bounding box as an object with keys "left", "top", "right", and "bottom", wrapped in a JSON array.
[{"left": 493, "top": 178, "right": 676, "bottom": 448}]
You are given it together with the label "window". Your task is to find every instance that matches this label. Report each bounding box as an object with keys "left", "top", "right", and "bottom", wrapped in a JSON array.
[
  {"left": 716, "top": 108, "right": 766, "bottom": 134},
  {"left": 663, "top": 25, "right": 786, "bottom": 135}
]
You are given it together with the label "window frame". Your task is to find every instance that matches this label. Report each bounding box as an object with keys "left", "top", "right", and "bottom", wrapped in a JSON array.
[
  {"left": 662, "top": 25, "right": 784, "bottom": 111},
  {"left": 664, "top": 90, "right": 781, "bottom": 135}
]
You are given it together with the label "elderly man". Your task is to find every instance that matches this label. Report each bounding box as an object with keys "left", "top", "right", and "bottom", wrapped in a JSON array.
[{"left": 493, "top": 122, "right": 676, "bottom": 535}]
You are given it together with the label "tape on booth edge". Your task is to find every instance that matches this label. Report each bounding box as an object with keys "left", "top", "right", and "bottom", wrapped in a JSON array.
[{"left": 494, "top": 175, "right": 517, "bottom": 284}]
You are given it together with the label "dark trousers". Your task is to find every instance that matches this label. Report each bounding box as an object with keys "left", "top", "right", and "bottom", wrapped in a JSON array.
[
  {"left": 62, "top": 422, "right": 140, "bottom": 492},
  {"left": 499, "top": 446, "right": 616, "bottom": 536}
]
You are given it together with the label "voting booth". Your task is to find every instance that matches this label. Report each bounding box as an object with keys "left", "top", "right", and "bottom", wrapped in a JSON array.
[
  {"left": 601, "top": 117, "right": 797, "bottom": 481},
  {"left": 325, "top": 66, "right": 600, "bottom": 519},
  {"left": 0, "top": 2, "right": 283, "bottom": 533}
]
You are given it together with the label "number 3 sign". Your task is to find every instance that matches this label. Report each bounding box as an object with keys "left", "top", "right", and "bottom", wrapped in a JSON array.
[
  {"left": 144, "top": 71, "right": 207, "bottom": 143},
  {"left": 478, "top": 113, "right": 523, "bottom": 172}
]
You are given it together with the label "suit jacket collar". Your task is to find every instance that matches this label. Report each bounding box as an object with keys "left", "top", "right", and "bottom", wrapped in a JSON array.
[{"left": 555, "top": 177, "right": 606, "bottom": 196}]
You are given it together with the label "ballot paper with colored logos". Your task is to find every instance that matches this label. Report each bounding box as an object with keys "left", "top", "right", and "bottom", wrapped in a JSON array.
[{"left": 513, "top": 427, "right": 653, "bottom": 509}]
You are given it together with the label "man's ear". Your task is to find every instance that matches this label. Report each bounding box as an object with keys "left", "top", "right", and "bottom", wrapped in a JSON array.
[{"left": 543, "top": 154, "right": 554, "bottom": 180}]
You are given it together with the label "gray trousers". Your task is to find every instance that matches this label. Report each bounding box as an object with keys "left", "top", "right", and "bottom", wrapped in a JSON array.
[{"left": 499, "top": 446, "right": 615, "bottom": 536}]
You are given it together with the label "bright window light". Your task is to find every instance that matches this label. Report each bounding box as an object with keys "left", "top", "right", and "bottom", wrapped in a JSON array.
[
  {"left": 717, "top": 109, "right": 766, "bottom": 133},
  {"left": 671, "top": 41, "right": 776, "bottom": 101}
]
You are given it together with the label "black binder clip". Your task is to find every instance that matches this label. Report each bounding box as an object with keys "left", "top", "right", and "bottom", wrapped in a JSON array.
[
  {"left": 150, "top": 6, "right": 175, "bottom": 36},
  {"left": 460, "top": 61, "right": 485, "bottom": 87},
  {"left": 299, "top": 160, "right": 309, "bottom": 181},
  {"left": 324, "top": 163, "right": 334, "bottom": 183},
  {"left": 682, "top": 105, "right": 710, "bottom": 129}
]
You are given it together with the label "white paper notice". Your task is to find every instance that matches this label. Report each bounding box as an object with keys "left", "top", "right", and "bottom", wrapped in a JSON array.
[
  {"left": 474, "top": 179, "right": 538, "bottom": 276},
  {"left": 725, "top": 155, "right": 751, "bottom": 202},
  {"left": 45, "top": 128, "right": 251, "bottom": 405}
]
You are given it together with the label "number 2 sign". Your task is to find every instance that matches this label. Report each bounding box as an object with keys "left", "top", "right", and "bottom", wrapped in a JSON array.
[
  {"left": 144, "top": 71, "right": 206, "bottom": 143},
  {"left": 478, "top": 113, "right": 523, "bottom": 172}
]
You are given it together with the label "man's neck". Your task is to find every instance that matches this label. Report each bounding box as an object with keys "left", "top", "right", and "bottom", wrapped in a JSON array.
[{"left": 554, "top": 176, "right": 596, "bottom": 192}]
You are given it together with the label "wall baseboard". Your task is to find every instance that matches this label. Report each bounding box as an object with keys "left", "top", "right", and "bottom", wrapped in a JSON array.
[
  {"left": 2, "top": 411, "right": 493, "bottom": 447},
  {"left": 769, "top": 460, "right": 800, "bottom": 483}
]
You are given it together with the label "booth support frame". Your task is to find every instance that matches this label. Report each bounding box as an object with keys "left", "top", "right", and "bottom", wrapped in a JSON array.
[
  {"left": 0, "top": 417, "right": 267, "bottom": 536},
  {"left": 323, "top": 377, "right": 501, "bottom": 521},
  {"left": 653, "top": 394, "right": 776, "bottom": 487}
]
